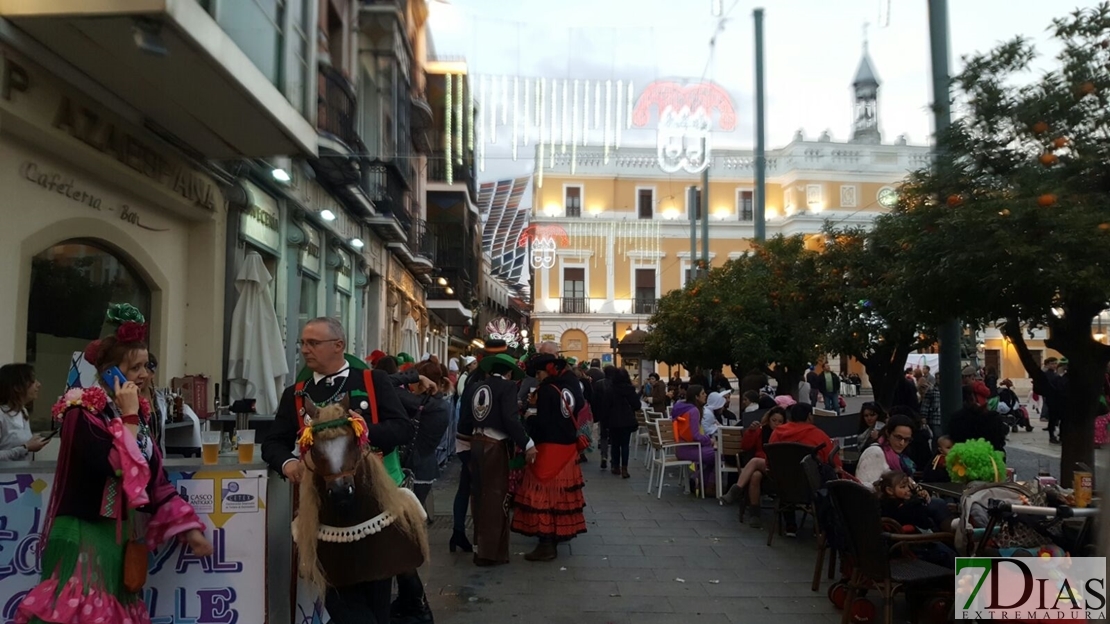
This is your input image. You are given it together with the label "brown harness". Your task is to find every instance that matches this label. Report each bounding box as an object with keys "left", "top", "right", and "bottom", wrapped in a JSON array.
[{"left": 296, "top": 369, "right": 379, "bottom": 485}]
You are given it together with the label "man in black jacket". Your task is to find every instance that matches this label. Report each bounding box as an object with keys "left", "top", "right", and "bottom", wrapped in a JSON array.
[{"left": 261, "top": 317, "right": 414, "bottom": 624}]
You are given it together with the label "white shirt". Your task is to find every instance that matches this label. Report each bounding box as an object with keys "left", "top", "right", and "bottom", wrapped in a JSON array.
[
  {"left": 0, "top": 405, "right": 33, "bottom": 461},
  {"left": 701, "top": 407, "right": 720, "bottom": 437},
  {"left": 313, "top": 363, "right": 350, "bottom": 386}
]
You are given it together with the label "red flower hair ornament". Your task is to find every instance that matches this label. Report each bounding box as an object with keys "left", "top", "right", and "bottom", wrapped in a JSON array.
[{"left": 116, "top": 321, "right": 148, "bottom": 344}]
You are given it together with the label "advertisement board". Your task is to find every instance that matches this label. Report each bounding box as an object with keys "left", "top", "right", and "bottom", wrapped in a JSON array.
[{"left": 0, "top": 469, "right": 267, "bottom": 624}]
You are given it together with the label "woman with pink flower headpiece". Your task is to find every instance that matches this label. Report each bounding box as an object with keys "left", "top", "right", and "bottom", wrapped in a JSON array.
[{"left": 17, "top": 304, "right": 211, "bottom": 624}]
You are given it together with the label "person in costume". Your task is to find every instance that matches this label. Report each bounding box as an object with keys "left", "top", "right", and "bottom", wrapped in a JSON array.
[
  {"left": 461, "top": 348, "right": 533, "bottom": 566},
  {"left": 17, "top": 304, "right": 212, "bottom": 624},
  {"left": 512, "top": 353, "right": 588, "bottom": 562},
  {"left": 261, "top": 317, "right": 415, "bottom": 624},
  {"left": 0, "top": 363, "right": 50, "bottom": 460}
]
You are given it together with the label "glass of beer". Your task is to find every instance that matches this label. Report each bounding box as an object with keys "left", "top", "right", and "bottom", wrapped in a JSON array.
[
  {"left": 236, "top": 429, "right": 256, "bottom": 463},
  {"left": 201, "top": 431, "right": 221, "bottom": 465}
]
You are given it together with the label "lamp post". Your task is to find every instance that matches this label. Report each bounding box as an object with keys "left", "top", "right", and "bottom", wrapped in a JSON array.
[{"left": 753, "top": 7, "right": 767, "bottom": 242}]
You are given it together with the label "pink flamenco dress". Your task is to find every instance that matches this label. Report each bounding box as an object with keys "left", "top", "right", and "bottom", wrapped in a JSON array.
[{"left": 17, "top": 387, "right": 205, "bottom": 624}]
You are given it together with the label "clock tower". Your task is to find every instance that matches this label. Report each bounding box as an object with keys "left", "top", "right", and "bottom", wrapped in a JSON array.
[{"left": 851, "top": 38, "right": 882, "bottom": 145}]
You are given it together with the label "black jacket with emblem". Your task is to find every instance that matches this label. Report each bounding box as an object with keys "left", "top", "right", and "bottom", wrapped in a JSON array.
[
  {"left": 527, "top": 377, "right": 580, "bottom": 446},
  {"left": 465, "top": 374, "right": 530, "bottom": 449}
]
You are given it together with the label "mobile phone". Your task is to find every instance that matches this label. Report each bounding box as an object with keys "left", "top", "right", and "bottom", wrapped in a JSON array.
[
  {"left": 101, "top": 366, "right": 127, "bottom": 392},
  {"left": 874, "top": 421, "right": 886, "bottom": 431},
  {"left": 39, "top": 428, "right": 60, "bottom": 441}
]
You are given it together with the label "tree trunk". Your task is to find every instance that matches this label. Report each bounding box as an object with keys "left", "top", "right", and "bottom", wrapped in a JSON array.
[{"left": 859, "top": 342, "right": 913, "bottom": 409}]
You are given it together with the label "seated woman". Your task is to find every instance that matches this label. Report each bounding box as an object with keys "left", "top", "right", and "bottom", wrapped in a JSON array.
[
  {"left": 720, "top": 406, "right": 785, "bottom": 529},
  {"left": 670, "top": 384, "right": 716, "bottom": 495},
  {"left": 856, "top": 414, "right": 951, "bottom": 532},
  {"left": 855, "top": 401, "right": 887, "bottom": 452}
]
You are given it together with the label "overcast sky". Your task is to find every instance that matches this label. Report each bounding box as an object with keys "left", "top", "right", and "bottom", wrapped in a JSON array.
[{"left": 428, "top": 0, "right": 1099, "bottom": 184}]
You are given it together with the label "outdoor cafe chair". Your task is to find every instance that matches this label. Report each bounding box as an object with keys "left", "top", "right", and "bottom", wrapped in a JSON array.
[
  {"left": 714, "top": 426, "right": 744, "bottom": 499},
  {"left": 762, "top": 442, "right": 819, "bottom": 546},
  {"left": 646, "top": 419, "right": 703, "bottom": 499}
]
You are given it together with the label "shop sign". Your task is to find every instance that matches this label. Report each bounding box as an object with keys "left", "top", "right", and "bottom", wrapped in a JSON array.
[
  {"left": 240, "top": 182, "right": 281, "bottom": 253},
  {"left": 306, "top": 181, "right": 361, "bottom": 242},
  {"left": 18, "top": 160, "right": 169, "bottom": 232},
  {"left": 389, "top": 257, "right": 418, "bottom": 301},
  {"left": 336, "top": 250, "right": 353, "bottom": 293},
  {"left": 0, "top": 53, "right": 221, "bottom": 213},
  {"left": 300, "top": 226, "right": 322, "bottom": 276},
  {"left": 0, "top": 469, "right": 267, "bottom": 623}
]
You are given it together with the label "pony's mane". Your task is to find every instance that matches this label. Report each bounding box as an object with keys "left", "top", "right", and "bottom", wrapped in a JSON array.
[{"left": 293, "top": 402, "right": 429, "bottom": 594}]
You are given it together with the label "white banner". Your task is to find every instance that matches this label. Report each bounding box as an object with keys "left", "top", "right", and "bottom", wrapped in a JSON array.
[{"left": 0, "top": 469, "right": 267, "bottom": 624}]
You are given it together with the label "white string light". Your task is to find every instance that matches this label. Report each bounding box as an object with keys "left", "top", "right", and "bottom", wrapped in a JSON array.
[
  {"left": 616, "top": 79, "right": 624, "bottom": 150},
  {"left": 523, "top": 78, "right": 530, "bottom": 146},
  {"left": 538, "top": 78, "right": 545, "bottom": 188},
  {"left": 501, "top": 74, "right": 508, "bottom": 126},
  {"left": 561, "top": 79, "right": 569, "bottom": 153},
  {"left": 455, "top": 73, "right": 463, "bottom": 165},
  {"left": 489, "top": 75, "right": 497, "bottom": 144},
  {"left": 604, "top": 80, "right": 612, "bottom": 164},
  {"left": 571, "top": 79, "right": 579, "bottom": 174},
  {"left": 594, "top": 81, "right": 601, "bottom": 129},
  {"left": 512, "top": 77, "right": 519, "bottom": 161},
  {"left": 550, "top": 78, "right": 557, "bottom": 168},
  {"left": 627, "top": 81, "right": 634, "bottom": 129},
  {"left": 582, "top": 79, "right": 590, "bottom": 146},
  {"left": 466, "top": 74, "right": 474, "bottom": 151},
  {"left": 445, "top": 73, "right": 453, "bottom": 185}
]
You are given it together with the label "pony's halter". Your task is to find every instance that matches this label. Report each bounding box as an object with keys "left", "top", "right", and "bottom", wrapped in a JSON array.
[{"left": 297, "top": 413, "right": 370, "bottom": 457}]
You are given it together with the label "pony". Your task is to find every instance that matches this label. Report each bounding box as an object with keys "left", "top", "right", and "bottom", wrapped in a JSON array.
[{"left": 291, "top": 396, "right": 429, "bottom": 595}]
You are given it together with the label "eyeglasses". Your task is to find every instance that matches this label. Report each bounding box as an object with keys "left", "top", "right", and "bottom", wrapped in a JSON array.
[
  {"left": 889, "top": 433, "right": 912, "bottom": 443},
  {"left": 297, "top": 339, "right": 340, "bottom": 349}
]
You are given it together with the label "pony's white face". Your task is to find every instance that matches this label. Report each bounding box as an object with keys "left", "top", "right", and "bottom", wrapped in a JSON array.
[{"left": 304, "top": 402, "right": 363, "bottom": 513}]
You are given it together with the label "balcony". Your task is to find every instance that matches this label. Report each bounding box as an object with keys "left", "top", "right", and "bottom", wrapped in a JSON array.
[
  {"left": 561, "top": 297, "right": 590, "bottom": 314},
  {"left": 427, "top": 283, "right": 473, "bottom": 325},
  {"left": 363, "top": 163, "right": 410, "bottom": 242},
  {"left": 317, "top": 65, "right": 362, "bottom": 155},
  {"left": 0, "top": 1, "right": 316, "bottom": 158},
  {"left": 387, "top": 214, "right": 435, "bottom": 275},
  {"left": 633, "top": 297, "right": 660, "bottom": 315}
]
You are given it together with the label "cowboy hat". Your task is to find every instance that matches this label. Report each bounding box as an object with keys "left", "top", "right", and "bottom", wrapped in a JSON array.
[
  {"left": 479, "top": 353, "right": 524, "bottom": 380},
  {"left": 526, "top": 353, "right": 566, "bottom": 376}
]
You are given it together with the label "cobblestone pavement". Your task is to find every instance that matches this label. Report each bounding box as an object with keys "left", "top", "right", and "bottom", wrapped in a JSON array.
[{"left": 422, "top": 453, "right": 847, "bottom": 624}]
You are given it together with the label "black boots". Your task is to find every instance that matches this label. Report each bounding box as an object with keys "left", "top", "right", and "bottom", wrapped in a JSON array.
[
  {"left": 523, "top": 541, "right": 558, "bottom": 562},
  {"left": 449, "top": 530, "right": 473, "bottom": 553}
]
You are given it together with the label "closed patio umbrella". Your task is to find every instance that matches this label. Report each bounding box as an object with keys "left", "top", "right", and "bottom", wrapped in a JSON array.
[{"left": 228, "top": 252, "right": 288, "bottom": 417}]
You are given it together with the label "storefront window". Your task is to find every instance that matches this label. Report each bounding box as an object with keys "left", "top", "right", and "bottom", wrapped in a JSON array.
[
  {"left": 26, "top": 241, "right": 151, "bottom": 429},
  {"left": 298, "top": 274, "right": 318, "bottom": 332},
  {"left": 339, "top": 292, "right": 351, "bottom": 335}
]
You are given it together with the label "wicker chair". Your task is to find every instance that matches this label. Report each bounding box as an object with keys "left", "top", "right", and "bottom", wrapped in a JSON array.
[{"left": 762, "top": 442, "right": 818, "bottom": 546}]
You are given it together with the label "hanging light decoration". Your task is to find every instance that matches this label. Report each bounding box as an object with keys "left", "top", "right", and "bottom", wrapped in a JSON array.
[
  {"left": 455, "top": 73, "right": 463, "bottom": 165},
  {"left": 561, "top": 79, "right": 569, "bottom": 153},
  {"left": 594, "top": 81, "right": 601, "bottom": 129},
  {"left": 604, "top": 80, "right": 612, "bottom": 164},
  {"left": 582, "top": 79, "right": 590, "bottom": 146},
  {"left": 538, "top": 78, "right": 546, "bottom": 188},
  {"left": 489, "top": 75, "right": 497, "bottom": 144},
  {"left": 501, "top": 74, "right": 508, "bottom": 126},
  {"left": 477, "top": 75, "right": 485, "bottom": 172},
  {"left": 571, "top": 79, "right": 579, "bottom": 174},
  {"left": 512, "top": 77, "right": 519, "bottom": 161},
  {"left": 627, "top": 81, "right": 634, "bottom": 129},
  {"left": 550, "top": 78, "right": 557, "bottom": 168},
  {"left": 615, "top": 79, "right": 624, "bottom": 150},
  {"left": 445, "top": 73, "right": 453, "bottom": 185},
  {"left": 523, "top": 78, "right": 530, "bottom": 146},
  {"left": 466, "top": 73, "right": 475, "bottom": 152}
]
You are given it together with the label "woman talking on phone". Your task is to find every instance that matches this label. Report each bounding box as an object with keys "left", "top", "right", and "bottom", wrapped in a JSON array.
[{"left": 17, "top": 304, "right": 212, "bottom": 624}]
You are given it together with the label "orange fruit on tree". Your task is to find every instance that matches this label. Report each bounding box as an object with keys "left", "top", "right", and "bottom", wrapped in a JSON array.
[
  {"left": 947, "top": 194, "right": 963, "bottom": 207},
  {"left": 1053, "top": 137, "right": 1069, "bottom": 149},
  {"left": 1040, "top": 153, "right": 1058, "bottom": 166},
  {"left": 999, "top": 209, "right": 1011, "bottom": 217},
  {"left": 1099, "top": 223, "right": 1110, "bottom": 231},
  {"left": 1079, "top": 81, "right": 1096, "bottom": 96},
  {"left": 1032, "top": 121, "right": 1050, "bottom": 134},
  {"left": 1037, "top": 194, "right": 1057, "bottom": 207}
]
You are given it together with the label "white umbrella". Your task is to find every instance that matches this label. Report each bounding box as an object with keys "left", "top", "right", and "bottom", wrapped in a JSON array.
[
  {"left": 401, "top": 316, "right": 420, "bottom": 359},
  {"left": 228, "top": 252, "right": 289, "bottom": 416}
]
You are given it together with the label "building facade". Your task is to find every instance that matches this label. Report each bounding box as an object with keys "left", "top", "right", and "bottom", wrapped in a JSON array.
[{"left": 527, "top": 47, "right": 934, "bottom": 379}]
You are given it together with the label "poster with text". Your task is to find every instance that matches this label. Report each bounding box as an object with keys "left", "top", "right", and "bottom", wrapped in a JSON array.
[{"left": 0, "top": 469, "right": 267, "bottom": 624}]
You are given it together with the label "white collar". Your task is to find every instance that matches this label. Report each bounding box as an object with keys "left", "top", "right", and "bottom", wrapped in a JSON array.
[{"left": 313, "top": 362, "right": 350, "bottom": 385}]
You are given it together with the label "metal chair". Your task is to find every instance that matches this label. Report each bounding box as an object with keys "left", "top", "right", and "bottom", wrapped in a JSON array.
[
  {"left": 646, "top": 419, "right": 703, "bottom": 499},
  {"left": 827, "top": 480, "right": 955, "bottom": 624}
]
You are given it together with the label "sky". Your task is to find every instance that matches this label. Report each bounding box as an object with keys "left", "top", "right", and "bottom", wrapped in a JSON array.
[{"left": 427, "top": 0, "right": 1101, "bottom": 184}]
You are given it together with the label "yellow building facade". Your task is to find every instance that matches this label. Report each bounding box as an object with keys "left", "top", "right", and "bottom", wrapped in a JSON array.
[{"left": 528, "top": 138, "right": 932, "bottom": 376}]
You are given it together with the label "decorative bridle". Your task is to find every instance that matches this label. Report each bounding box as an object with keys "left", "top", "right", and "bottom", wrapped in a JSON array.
[{"left": 296, "top": 394, "right": 370, "bottom": 482}]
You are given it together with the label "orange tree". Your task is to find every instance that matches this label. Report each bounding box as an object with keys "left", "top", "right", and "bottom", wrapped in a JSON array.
[
  {"left": 814, "top": 227, "right": 935, "bottom": 408},
  {"left": 647, "top": 235, "right": 824, "bottom": 397},
  {"left": 879, "top": 4, "right": 1110, "bottom": 481}
]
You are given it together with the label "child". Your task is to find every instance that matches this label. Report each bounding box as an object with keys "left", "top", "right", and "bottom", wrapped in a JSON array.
[
  {"left": 921, "top": 435, "right": 953, "bottom": 483},
  {"left": 875, "top": 471, "right": 956, "bottom": 568}
]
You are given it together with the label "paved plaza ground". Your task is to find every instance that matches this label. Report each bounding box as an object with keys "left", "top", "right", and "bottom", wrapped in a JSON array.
[{"left": 420, "top": 392, "right": 1107, "bottom": 623}]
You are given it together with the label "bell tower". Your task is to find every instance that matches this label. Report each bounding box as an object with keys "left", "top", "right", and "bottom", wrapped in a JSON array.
[{"left": 851, "top": 29, "right": 882, "bottom": 144}]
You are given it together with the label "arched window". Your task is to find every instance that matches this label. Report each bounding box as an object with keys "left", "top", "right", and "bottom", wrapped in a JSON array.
[{"left": 26, "top": 240, "right": 151, "bottom": 428}]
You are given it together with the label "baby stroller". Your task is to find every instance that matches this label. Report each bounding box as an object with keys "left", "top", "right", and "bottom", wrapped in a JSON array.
[{"left": 957, "top": 480, "right": 1098, "bottom": 558}]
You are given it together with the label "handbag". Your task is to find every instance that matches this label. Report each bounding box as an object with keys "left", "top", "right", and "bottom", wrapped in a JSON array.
[{"left": 123, "top": 540, "right": 148, "bottom": 593}]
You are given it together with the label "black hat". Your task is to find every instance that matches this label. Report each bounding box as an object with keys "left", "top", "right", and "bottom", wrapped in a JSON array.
[{"left": 526, "top": 353, "right": 566, "bottom": 376}]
